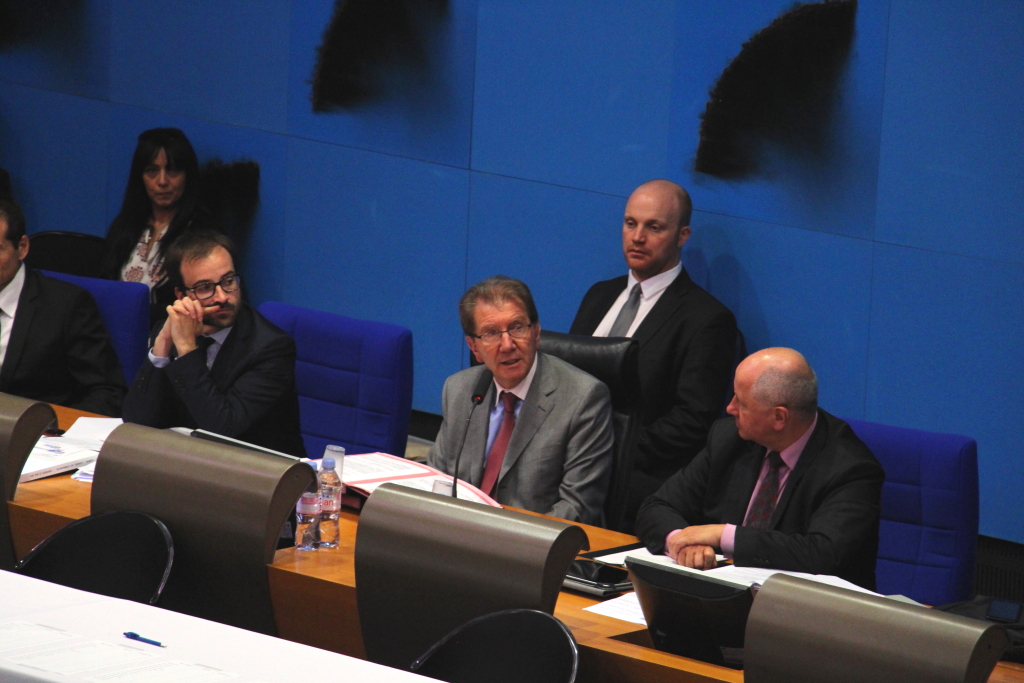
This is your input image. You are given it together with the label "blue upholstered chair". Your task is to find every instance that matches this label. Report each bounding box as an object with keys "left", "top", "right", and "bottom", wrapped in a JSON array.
[
  {"left": 258, "top": 302, "right": 413, "bottom": 458},
  {"left": 41, "top": 270, "right": 149, "bottom": 384},
  {"left": 846, "top": 418, "right": 979, "bottom": 605}
]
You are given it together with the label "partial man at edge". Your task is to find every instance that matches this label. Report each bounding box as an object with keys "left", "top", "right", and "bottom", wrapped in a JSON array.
[
  {"left": 635, "top": 348, "right": 884, "bottom": 590},
  {"left": 570, "top": 179, "right": 738, "bottom": 520},
  {"left": 0, "top": 199, "right": 125, "bottom": 416},
  {"left": 428, "top": 276, "right": 614, "bottom": 525},
  {"left": 122, "top": 229, "right": 306, "bottom": 457}
]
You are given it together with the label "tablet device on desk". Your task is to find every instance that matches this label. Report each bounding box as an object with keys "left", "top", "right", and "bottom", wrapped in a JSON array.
[
  {"left": 627, "top": 555, "right": 754, "bottom": 669},
  {"left": 190, "top": 429, "right": 301, "bottom": 460},
  {"left": 563, "top": 559, "right": 632, "bottom": 596}
]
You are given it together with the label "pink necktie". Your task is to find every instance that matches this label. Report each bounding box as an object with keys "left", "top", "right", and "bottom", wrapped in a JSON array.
[
  {"left": 480, "top": 392, "right": 518, "bottom": 496},
  {"left": 745, "top": 451, "right": 784, "bottom": 529}
]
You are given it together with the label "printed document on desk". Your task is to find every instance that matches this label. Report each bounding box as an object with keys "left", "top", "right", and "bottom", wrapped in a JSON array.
[
  {"left": 343, "top": 452, "right": 500, "bottom": 507},
  {"left": 21, "top": 436, "right": 99, "bottom": 483}
]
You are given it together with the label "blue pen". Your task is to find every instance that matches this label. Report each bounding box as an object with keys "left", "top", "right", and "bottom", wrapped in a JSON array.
[{"left": 123, "top": 632, "right": 166, "bottom": 648}]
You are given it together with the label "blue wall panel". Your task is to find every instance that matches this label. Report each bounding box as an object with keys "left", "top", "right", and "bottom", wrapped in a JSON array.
[
  {"left": 108, "top": 0, "right": 290, "bottom": 132},
  {"left": 286, "top": 0, "right": 477, "bottom": 167},
  {"left": 668, "top": 0, "right": 889, "bottom": 240},
  {"left": 688, "top": 212, "right": 873, "bottom": 420},
  {"left": 284, "top": 138, "right": 470, "bottom": 412},
  {"left": 466, "top": 172, "right": 625, "bottom": 334},
  {"left": 0, "top": 1, "right": 112, "bottom": 100},
  {"left": 471, "top": 0, "right": 675, "bottom": 195},
  {"left": 867, "top": 245, "right": 1024, "bottom": 541},
  {"left": 0, "top": 83, "right": 111, "bottom": 237},
  {"left": 105, "top": 106, "right": 290, "bottom": 305},
  {"left": 875, "top": 0, "right": 1024, "bottom": 264}
]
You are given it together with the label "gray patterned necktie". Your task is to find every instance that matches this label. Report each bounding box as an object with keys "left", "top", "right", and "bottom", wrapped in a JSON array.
[{"left": 608, "top": 283, "right": 643, "bottom": 337}]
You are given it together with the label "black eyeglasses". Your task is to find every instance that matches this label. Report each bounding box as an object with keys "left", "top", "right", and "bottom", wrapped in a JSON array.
[
  {"left": 470, "top": 323, "right": 533, "bottom": 346},
  {"left": 184, "top": 274, "right": 241, "bottom": 300}
]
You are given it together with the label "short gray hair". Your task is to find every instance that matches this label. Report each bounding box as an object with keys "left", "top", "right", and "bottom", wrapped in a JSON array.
[
  {"left": 458, "top": 275, "right": 538, "bottom": 336},
  {"left": 751, "top": 365, "right": 818, "bottom": 418}
]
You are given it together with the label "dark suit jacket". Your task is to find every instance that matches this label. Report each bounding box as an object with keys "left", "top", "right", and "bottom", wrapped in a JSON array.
[
  {"left": 427, "top": 353, "right": 614, "bottom": 525},
  {"left": 122, "top": 303, "right": 306, "bottom": 457},
  {"left": 570, "top": 268, "right": 737, "bottom": 515},
  {"left": 0, "top": 268, "right": 126, "bottom": 416},
  {"left": 635, "top": 410, "right": 885, "bottom": 590}
]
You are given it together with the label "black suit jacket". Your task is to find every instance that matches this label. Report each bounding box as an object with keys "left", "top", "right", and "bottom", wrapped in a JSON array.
[
  {"left": 122, "top": 303, "right": 306, "bottom": 457},
  {"left": 635, "top": 410, "right": 885, "bottom": 590},
  {"left": 0, "top": 268, "right": 126, "bottom": 416},
  {"left": 570, "top": 268, "right": 737, "bottom": 514}
]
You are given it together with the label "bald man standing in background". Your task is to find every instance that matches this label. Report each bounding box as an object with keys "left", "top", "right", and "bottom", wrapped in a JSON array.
[
  {"left": 635, "top": 348, "right": 884, "bottom": 590},
  {"left": 571, "top": 179, "right": 737, "bottom": 522}
]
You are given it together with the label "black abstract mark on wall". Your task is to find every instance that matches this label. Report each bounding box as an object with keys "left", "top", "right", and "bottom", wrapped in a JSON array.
[
  {"left": 310, "top": 0, "right": 449, "bottom": 111},
  {"left": 0, "top": 0, "right": 86, "bottom": 50},
  {"left": 694, "top": 0, "right": 857, "bottom": 179},
  {"left": 199, "top": 160, "right": 261, "bottom": 249}
]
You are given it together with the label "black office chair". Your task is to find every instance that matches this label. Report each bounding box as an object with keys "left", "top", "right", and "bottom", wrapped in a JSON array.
[
  {"left": 412, "top": 609, "right": 579, "bottom": 683},
  {"left": 14, "top": 510, "right": 173, "bottom": 605},
  {"left": 25, "top": 231, "right": 108, "bottom": 278},
  {"left": 538, "top": 330, "right": 642, "bottom": 532}
]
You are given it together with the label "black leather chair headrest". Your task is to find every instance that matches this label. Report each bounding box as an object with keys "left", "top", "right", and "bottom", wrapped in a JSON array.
[{"left": 539, "top": 330, "right": 641, "bottom": 414}]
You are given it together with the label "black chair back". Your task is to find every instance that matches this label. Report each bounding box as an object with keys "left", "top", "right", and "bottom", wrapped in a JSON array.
[
  {"left": 15, "top": 510, "right": 173, "bottom": 605},
  {"left": 26, "top": 231, "right": 107, "bottom": 278},
  {"left": 412, "top": 609, "right": 578, "bottom": 683},
  {"left": 538, "top": 330, "right": 641, "bottom": 531}
]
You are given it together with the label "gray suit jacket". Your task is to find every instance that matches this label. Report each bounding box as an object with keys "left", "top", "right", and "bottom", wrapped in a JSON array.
[{"left": 427, "top": 353, "right": 614, "bottom": 525}]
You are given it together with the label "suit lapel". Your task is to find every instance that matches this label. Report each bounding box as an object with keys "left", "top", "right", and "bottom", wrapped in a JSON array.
[
  {"left": 724, "top": 443, "right": 765, "bottom": 524},
  {"left": 498, "top": 354, "right": 554, "bottom": 481},
  {"left": 0, "top": 269, "right": 37, "bottom": 390},
  {"left": 576, "top": 277, "right": 628, "bottom": 334},
  {"left": 769, "top": 411, "right": 826, "bottom": 528},
  {"left": 630, "top": 268, "right": 693, "bottom": 347}
]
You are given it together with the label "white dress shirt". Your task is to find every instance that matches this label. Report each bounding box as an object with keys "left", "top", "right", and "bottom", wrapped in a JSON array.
[
  {"left": 592, "top": 262, "right": 682, "bottom": 338},
  {"left": 0, "top": 263, "right": 27, "bottom": 371},
  {"left": 149, "top": 325, "right": 234, "bottom": 370},
  {"left": 483, "top": 356, "right": 539, "bottom": 461}
]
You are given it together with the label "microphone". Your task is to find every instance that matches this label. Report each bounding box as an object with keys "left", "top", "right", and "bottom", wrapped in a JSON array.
[{"left": 449, "top": 368, "right": 493, "bottom": 499}]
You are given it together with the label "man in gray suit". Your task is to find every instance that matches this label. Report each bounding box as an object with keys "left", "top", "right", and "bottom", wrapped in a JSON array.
[{"left": 428, "top": 276, "right": 614, "bottom": 525}]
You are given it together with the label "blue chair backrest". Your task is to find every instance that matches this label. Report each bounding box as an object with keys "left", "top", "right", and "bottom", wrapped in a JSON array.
[
  {"left": 41, "top": 270, "right": 149, "bottom": 384},
  {"left": 258, "top": 302, "right": 413, "bottom": 459},
  {"left": 846, "top": 418, "right": 979, "bottom": 605}
]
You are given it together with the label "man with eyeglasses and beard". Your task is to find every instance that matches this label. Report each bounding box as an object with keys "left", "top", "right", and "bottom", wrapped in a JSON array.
[
  {"left": 427, "top": 276, "right": 614, "bottom": 525},
  {"left": 122, "top": 230, "right": 306, "bottom": 457}
]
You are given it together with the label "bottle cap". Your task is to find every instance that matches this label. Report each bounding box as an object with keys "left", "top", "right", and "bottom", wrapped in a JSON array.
[{"left": 322, "top": 457, "right": 335, "bottom": 470}]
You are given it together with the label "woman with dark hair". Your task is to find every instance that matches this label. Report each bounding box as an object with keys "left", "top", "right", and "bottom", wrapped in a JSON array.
[{"left": 103, "top": 128, "right": 210, "bottom": 323}]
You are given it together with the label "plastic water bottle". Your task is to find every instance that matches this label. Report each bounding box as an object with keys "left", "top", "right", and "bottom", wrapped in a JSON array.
[
  {"left": 318, "top": 446, "right": 345, "bottom": 549},
  {"left": 295, "top": 491, "right": 321, "bottom": 551}
]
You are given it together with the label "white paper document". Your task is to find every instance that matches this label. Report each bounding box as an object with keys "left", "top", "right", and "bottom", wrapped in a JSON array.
[
  {"left": 21, "top": 438, "right": 99, "bottom": 483},
  {"left": 593, "top": 546, "right": 726, "bottom": 567},
  {"left": 0, "top": 622, "right": 74, "bottom": 652},
  {"left": 62, "top": 418, "right": 123, "bottom": 450},
  {"left": 86, "top": 660, "right": 237, "bottom": 682},
  {"left": 583, "top": 592, "right": 647, "bottom": 625},
  {"left": 7, "top": 640, "right": 156, "bottom": 675},
  {"left": 342, "top": 453, "right": 500, "bottom": 507}
]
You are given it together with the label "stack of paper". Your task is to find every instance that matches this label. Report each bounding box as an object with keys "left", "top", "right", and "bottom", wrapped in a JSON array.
[
  {"left": 342, "top": 452, "right": 500, "bottom": 507},
  {"left": 20, "top": 418, "right": 122, "bottom": 484}
]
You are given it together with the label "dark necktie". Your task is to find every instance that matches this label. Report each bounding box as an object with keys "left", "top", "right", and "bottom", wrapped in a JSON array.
[
  {"left": 745, "top": 451, "right": 784, "bottom": 529},
  {"left": 196, "top": 335, "right": 216, "bottom": 369},
  {"left": 480, "top": 391, "right": 518, "bottom": 496},
  {"left": 608, "top": 283, "right": 643, "bottom": 337}
]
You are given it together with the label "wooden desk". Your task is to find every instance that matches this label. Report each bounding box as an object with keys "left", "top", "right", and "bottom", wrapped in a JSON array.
[{"left": 9, "top": 406, "right": 1022, "bottom": 683}]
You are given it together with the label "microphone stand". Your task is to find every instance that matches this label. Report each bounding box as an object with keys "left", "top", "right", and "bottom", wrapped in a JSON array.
[{"left": 450, "top": 369, "right": 492, "bottom": 500}]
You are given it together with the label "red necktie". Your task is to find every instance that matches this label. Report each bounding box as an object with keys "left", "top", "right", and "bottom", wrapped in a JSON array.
[
  {"left": 744, "top": 451, "right": 784, "bottom": 529},
  {"left": 480, "top": 391, "right": 518, "bottom": 496}
]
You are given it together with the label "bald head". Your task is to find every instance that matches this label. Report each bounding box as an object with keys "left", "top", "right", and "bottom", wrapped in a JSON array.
[
  {"left": 728, "top": 348, "right": 818, "bottom": 450},
  {"left": 622, "top": 180, "right": 693, "bottom": 281},
  {"left": 629, "top": 180, "right": 692, "bottom": 229},
  {"left": 741, "top": 348, "right": 818, "bottom": 417}
]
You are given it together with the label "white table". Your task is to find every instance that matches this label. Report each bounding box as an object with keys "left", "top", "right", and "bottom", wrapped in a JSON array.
[{"left": 0, "top": 570, "right": 427, "bottom": 683}]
